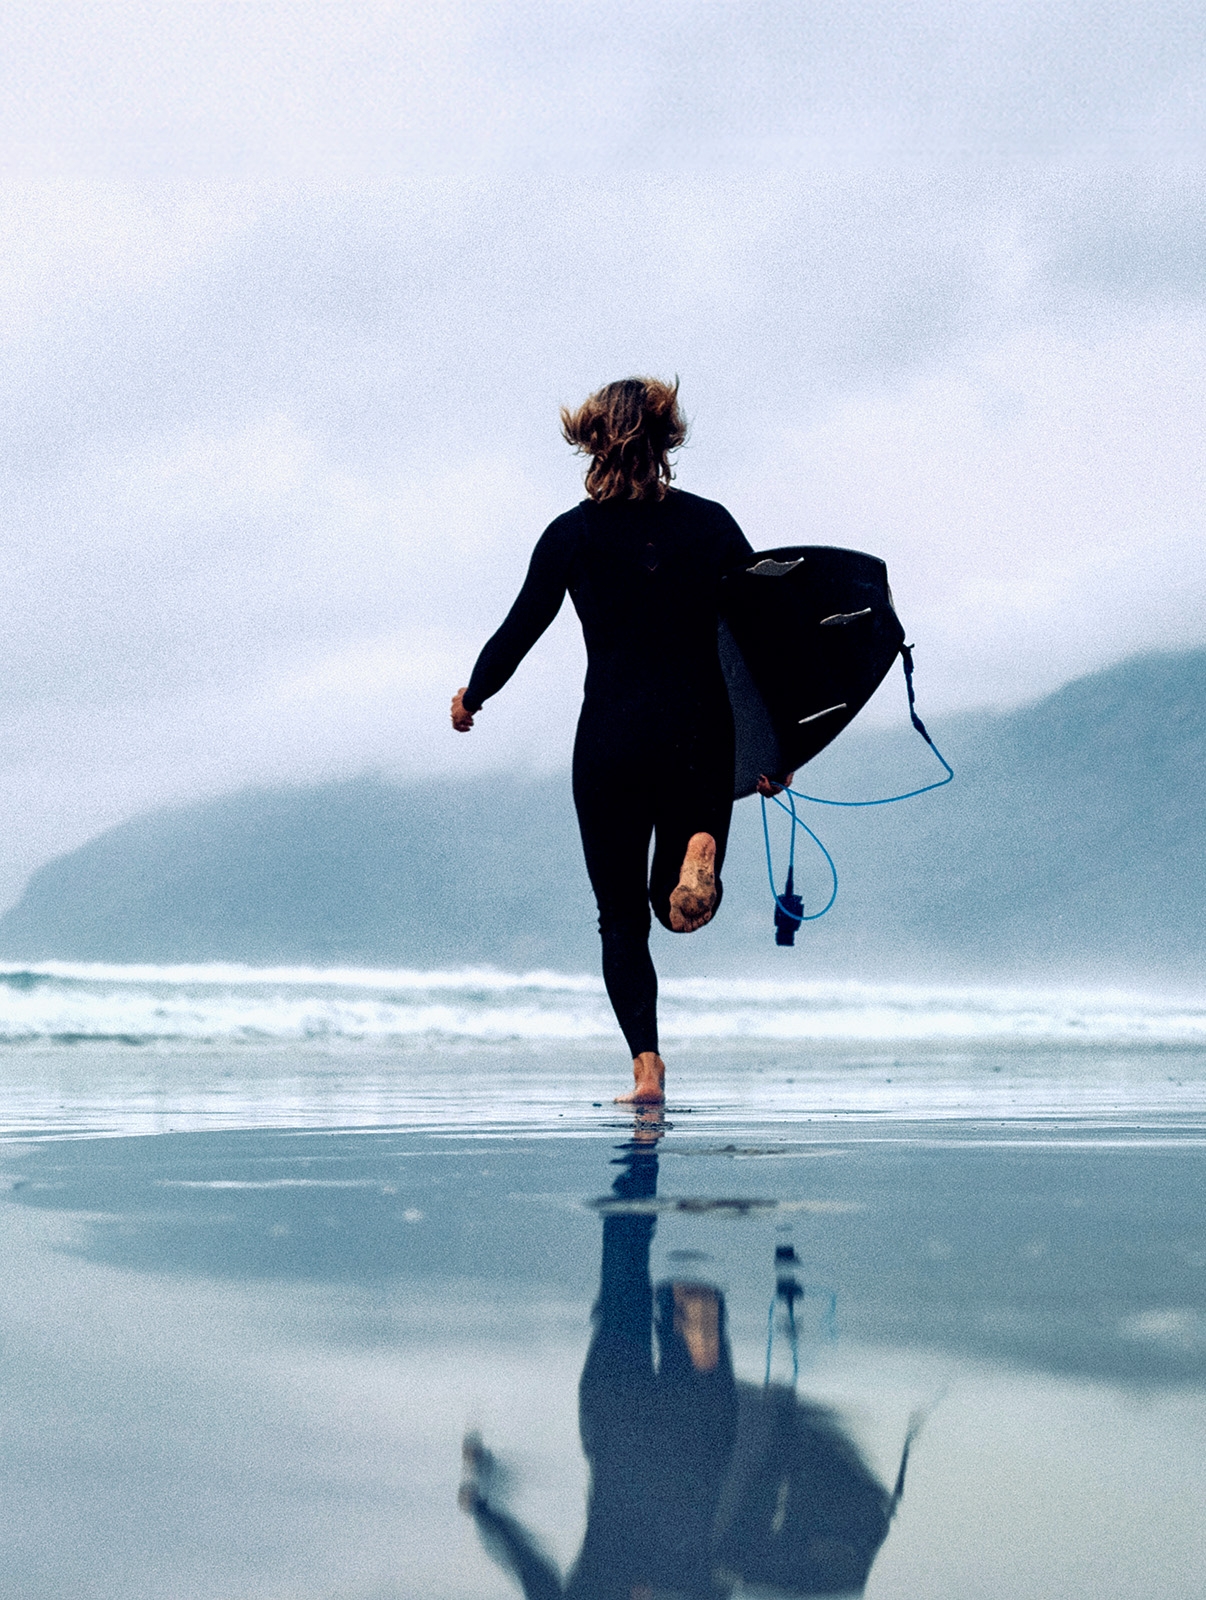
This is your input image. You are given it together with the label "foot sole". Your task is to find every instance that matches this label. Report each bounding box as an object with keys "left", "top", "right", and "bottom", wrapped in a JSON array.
[{"left": 669, "top": 833, "right": 717, "bottom": 933}]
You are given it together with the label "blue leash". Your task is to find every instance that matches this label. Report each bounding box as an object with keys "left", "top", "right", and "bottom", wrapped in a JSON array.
[
  {"left": 764, "top": 1279, "right": 838, "bottom": 1386},
  {"left": 761, "top": 645, "right": 953, "bottom": 936}
]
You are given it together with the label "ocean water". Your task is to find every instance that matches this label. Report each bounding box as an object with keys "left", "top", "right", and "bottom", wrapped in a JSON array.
[
  {"left": 6, "top": 960, "right": 1206, "bottom": 1048},
  {"left": 2, "top": 960, "right": 1205, "bottom": 1139},
  {"left": 1, "top": 965, "right": 1204, "bottom": 1598}
]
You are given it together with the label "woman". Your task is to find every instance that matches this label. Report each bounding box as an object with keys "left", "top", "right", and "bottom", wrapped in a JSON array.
[{"left": 451, "top": 377, "right": 768, "bottom": 1105}]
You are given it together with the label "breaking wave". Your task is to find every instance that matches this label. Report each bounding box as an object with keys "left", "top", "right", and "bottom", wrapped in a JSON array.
[{"left": 0, "top": 961, "right": 1204, "bottom": 1045}]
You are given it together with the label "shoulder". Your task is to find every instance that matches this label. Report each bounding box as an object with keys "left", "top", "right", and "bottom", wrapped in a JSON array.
[
  {"left": 667, "top": 488, "right": 741, "bottom": 530},
  {"left": 531, "top": 504, "right": 589, "bottom": 562},
  {"left": 666, "top": 489, "right": 752, "bottom": 552},
  {"left": 549, "top": 503, "right": 594, "bottom": 541},
  {"left": 667, "top": 488, "right": 726, "bottom": 516}
]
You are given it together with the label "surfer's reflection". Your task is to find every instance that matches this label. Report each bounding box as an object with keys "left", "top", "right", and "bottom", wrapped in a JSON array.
[{"left": 460, "top": 1119, "right": 907, "bottom": 1598}]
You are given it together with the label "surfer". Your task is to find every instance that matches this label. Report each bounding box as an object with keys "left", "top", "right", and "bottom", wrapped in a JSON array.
[{"left": 452, "top": 377, "right": 783, "bottom": 1105}]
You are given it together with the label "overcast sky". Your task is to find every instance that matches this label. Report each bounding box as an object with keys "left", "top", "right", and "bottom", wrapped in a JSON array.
[{"left": 0, "top": 1, "right": 1203, "bottom": 903}]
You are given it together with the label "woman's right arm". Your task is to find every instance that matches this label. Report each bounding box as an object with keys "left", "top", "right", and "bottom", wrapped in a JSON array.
[
  {"left": 716, "top": 507, "right": 791, "bottom": 789},
  {"left": 452, "top": 514, "right": 579, "bottom": 731}
]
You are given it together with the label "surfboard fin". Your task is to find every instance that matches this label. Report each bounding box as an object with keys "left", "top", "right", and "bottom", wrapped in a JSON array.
[
  {"left": 774, "top": 867, "right": 803, "bottom": 946},
  {"left": 747, "top": 556, "right": 805, "bottom": 577}
]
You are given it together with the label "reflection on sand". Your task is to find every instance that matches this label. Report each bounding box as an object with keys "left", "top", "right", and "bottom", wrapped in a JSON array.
[
  {"left": 462, "top": 1124, "right": 909, "bottom": 1598},
  {"left": 2, "top": 1112, "right": 1205, "bottom": 1597}
]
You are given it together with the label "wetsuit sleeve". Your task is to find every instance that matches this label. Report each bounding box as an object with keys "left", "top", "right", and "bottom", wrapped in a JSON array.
[
  {"left": 463, "top": 516, "right": 578, "bottom": 713},
  {"left": 465, "top": 1499, "right": 564, "bottom": 1600}
]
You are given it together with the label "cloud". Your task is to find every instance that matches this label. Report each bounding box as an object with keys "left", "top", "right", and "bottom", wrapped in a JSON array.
[
  {"left": 0, "top": 1, "right": 1202, "bottom": 900},
  {"left": 749, "top": 306, "right": 1206, "bottom": 709}
]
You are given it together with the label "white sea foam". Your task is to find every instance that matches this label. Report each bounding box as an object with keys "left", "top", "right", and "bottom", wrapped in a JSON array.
[{"left": 1, "top": 961, "right": 1205, "bottom": 1044}]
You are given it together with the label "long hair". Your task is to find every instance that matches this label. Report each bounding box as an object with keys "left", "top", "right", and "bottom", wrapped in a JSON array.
[{"left": 560, "top": 376, "right": 687, "bottom": 502}]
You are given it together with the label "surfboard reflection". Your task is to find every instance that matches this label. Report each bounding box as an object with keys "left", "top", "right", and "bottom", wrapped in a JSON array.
[{"left": 459, "top": 1126, "right": 909, "bottom": 1598}]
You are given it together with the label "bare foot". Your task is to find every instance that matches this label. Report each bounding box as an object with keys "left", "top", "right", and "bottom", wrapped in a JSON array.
[
  {"left": 615, "top": 1051, "right": 665, "bottom": 1104},
  {"left": 669, "top": 832, "right": 717, "bottom": 932},
  {"left": 672, "top": 1282, "right": 722, "bottom": 1371}
]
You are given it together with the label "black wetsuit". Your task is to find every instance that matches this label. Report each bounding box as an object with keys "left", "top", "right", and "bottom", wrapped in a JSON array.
[{"left": 465, "top": 491, "right": 754, "bottom": 1056}]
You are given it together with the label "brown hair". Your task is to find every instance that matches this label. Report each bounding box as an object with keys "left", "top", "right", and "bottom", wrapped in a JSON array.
[{"left": 560, "top": 376, "right": 687, "bottom": 502}]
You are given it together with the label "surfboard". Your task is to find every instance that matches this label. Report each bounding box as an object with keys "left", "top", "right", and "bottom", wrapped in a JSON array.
[{"left": 719, "top": 546, "right": 906, "bottom": 799}]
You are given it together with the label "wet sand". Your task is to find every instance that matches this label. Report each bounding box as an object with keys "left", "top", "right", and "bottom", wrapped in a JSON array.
[{"left": 1, "top": 1044, "right": 1203, "bottom": 1597}]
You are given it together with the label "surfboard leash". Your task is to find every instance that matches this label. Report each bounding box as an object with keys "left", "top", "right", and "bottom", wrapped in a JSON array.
[
  {"left": 762, "top": 645, "right": 954, "bottom": 942},
  {"left": 764, "top": 788, "right": 837, "bottom": 941}
]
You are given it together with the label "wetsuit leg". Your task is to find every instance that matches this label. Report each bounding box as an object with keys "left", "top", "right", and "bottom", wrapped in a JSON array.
[
  {"left": 573, "top": 727, "right": 660, "bottom": 1057},
  {"left": 649, "top": 705, "right": 736, "bottom": 932},
  {"left": 574, "top": 697, "right": 736, "bottom": 1049},
  {"left": 573, "top": 1145, "right": 659, "bottom": 1594},
  {"left": 579, "top": 1199, "right": 657, "bottom": 1456}
]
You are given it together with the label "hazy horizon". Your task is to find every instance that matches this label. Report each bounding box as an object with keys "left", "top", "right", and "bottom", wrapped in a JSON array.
[{"left": 1, "top": 644, "right": 1201, "bottom": 987}]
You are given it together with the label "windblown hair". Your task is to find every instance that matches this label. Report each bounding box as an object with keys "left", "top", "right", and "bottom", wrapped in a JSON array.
[{"left": 560, "top": 376, "right": 687, "bottom": 502}]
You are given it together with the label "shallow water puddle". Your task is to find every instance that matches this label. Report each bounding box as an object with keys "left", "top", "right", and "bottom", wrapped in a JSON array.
[{"left": 1, "top": 1118, "right": 1203, "bottom": 1598}]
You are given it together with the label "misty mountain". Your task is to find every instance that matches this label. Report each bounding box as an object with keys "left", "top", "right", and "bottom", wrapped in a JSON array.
[
  {"left": 0, "top": 775, "right": 598, "bottom": 972},
  {"left": 2, "top": 650, "right": 1204, "bottom": 981}
]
